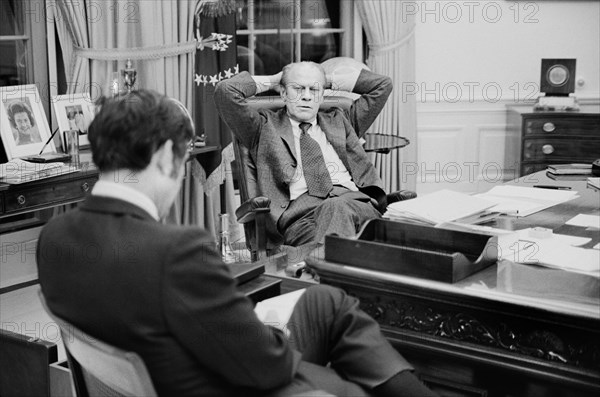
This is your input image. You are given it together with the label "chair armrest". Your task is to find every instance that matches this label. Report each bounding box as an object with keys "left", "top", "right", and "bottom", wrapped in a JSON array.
[
  {"left": 236, "top": 197, "right": 271, "bottom": 262},
  {"left": 236, "top": 196, "right": 271, "bottom": 224}
]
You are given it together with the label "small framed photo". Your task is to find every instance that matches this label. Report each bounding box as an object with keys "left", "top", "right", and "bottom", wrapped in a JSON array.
[
  {"left": 0, "top": 85, "right": 54, "bottom": 160},
  {"left": 53, "top": 92, "right": 95, "bottom": 149}
]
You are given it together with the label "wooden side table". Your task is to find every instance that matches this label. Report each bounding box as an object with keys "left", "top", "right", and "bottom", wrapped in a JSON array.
[{"left": 507, "top": 104, "right": 600, "bottom": 176}]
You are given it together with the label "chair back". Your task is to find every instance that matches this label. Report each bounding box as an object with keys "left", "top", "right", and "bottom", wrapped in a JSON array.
[{"left": 38, "top": 291, "right": 158, "bottom": 397}]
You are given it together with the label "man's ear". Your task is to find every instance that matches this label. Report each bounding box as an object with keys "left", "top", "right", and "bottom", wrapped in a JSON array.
[{"left": 153, "top": 140, "right": 175, "bottom": 176}]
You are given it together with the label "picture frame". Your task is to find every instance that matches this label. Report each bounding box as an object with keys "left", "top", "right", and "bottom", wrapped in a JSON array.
[
  {"left": 0, "top": 85, "right": 55, "bottom": 161},
  {"left": 52, "top": 92, "right": 95, "bottom": 149}
]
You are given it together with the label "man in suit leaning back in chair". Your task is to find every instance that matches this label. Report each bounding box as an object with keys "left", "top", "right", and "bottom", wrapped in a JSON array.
[{"left": 215, "top": 59, "right": 405, "bottom": 259}]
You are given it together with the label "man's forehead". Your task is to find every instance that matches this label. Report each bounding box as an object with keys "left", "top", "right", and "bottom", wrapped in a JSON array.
[{"left": 287, "top": 65, "right": 325, "bottom": 85}]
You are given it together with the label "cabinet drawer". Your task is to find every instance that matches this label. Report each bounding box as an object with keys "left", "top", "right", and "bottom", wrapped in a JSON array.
[
  {"left": 524, "top": 117, "right": 600, "bottom": 136},
  {"left": 522, "top": 138, "right": 600, "bottom": 161},
  {"left": 4, "top": 178, "right": 95, "bottom": 214}
]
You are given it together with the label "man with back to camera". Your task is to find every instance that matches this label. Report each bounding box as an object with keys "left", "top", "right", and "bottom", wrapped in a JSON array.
[
  {"left": 36, "top": 89, "right": 437, "bottom": 396},
  {"left": 215, "top": 60, "right": 399, "bottom": 258},
  {"left": 7, "top": 100, "right": 42, "bottom": 145}
]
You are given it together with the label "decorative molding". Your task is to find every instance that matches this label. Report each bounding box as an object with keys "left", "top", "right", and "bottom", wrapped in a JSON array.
[{"left": 352, "top": 290, "right": 600, "bottom": 370}]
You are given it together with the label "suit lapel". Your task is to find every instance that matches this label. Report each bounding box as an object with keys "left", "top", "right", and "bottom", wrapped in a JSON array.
[
  {"left": 318, "top": 112, "right": 349, "bottom": 167},
  {"left": 274, "top": 108, "right": 297, "bottom": 162}
]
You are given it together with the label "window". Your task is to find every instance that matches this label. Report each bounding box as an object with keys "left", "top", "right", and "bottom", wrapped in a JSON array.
[
  {"left": 236, "top": 0, "right": 355, "bottom": 75},
  {"left": 0, "top": 0, "right": 49, "bottom": 116},
  {"left": 0, "top": 0, "right": 51, "bottom": 232}
]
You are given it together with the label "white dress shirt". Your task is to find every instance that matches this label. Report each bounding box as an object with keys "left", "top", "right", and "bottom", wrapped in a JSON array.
[
  {"left": 288, "top": 118, "right": 358, "bottom": 200},
  {"left": 92, "top": 180, "right": 159, "bottom": 221}
]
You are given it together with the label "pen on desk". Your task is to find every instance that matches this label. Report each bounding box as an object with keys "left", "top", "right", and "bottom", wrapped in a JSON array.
[
  {"left": 533, "top": 185, "right": 572, "bottom": 190},
  {"left": 38, "top": 128, "right": 59, "bottom": 155}
]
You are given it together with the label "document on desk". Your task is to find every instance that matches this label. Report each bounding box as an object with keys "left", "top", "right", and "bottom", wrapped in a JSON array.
[
  {"left": 0, "top": 158, "right": 79, "bottom": 184},
  {"left": 383, "top": 189, "right": 496, "bottom": 225},
  {"left": 501, "top": 228, "right": 599, "bottom": 276},
  {"left": 474, "top": 186, "right": 579, "bottom": 217},
  {"left": 566, "top": 214, "right": 600, "bottom": 229}
]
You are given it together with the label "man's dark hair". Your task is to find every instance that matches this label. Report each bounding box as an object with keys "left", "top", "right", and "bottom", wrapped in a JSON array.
[
  {"left": 7, "top": 101, "right": 36, "bottom": 129},
  {"left": 88, "top": 89, "right": 195, "bottom": 172}
]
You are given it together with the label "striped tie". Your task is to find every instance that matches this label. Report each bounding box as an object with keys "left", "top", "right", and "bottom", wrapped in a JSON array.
[{"left": 299, "top": 122, "right": 333, "bottom": 198}]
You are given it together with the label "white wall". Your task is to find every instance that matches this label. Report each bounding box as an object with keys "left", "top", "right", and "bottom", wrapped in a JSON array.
[
  {"left": 411, "top": 1, "right": 600, "bottom": 193},
  {"left": 415, "top": 0, "right": 600, "bottom": 101}
]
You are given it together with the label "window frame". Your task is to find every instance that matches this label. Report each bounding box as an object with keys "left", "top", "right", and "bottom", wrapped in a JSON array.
[
  {"left": 0, "top": 0, "right": 49, "bottom": 120},
  {"left": 236, "top": 0, "right": 362, "bottom": 74}
]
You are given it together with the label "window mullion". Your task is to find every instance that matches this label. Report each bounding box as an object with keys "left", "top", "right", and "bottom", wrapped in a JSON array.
[
  {"left": 294, "top": 0, "right": 301, "bottom": 62},
  {"left": 248, "top": 0, "right": 255, "bottom": 75}
]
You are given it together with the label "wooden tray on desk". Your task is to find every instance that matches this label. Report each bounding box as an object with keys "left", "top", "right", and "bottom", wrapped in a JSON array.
[{"left": 324, "top": 219, "right": 498, "bottom": 283}]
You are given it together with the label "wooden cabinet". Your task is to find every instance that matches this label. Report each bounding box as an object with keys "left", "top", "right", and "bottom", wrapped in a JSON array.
[{"left": 507, "top": 104, "right": 600, "bottom": 176}]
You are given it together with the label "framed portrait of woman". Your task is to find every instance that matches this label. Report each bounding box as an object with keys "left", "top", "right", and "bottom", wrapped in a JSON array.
[
  {"left": 0, "top": 85, "right": 54, "bottom": 161},
  {"left": 53, "top": 93, "right": 95, "bottom": 149}
]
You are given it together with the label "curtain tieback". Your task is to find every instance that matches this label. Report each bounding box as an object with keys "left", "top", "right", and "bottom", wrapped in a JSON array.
[
  {"left": 73, "top": 41, "right": 198, "bottom": 61},
  {"left": 368, "top": 26, "right": 416, "bottom": 55}
]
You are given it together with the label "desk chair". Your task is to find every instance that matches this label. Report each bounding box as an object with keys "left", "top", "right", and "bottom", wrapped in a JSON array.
[
  {"left": 38, "top": 292, "right": 158, "bottom": 397},
  {"left": 232, "top": 96, "right": 416, "bottom": 262}
]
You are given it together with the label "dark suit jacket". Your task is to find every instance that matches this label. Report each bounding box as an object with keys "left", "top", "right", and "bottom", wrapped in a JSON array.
[
  {"left": 215, "top": 70, "right": 392, "bottom": 247},
  {"left": 37, "top": 196, "right": 301, "bottom": 396}
]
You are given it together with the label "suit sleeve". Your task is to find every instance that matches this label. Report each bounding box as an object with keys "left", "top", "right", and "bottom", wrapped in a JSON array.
[
  {"left": 214, "top": 71, "right": 263, "bottom": 149},
  {"left": 345, "top": 69, "right": 393, "bottom": 139},
  {"left": 162, "top": 228, "right": 301, "bottom": 390}
]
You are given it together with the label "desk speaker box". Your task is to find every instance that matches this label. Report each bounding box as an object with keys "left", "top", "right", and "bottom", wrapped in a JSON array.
[{"left": 540, "top": 58, "right": 576, "bottom": 96}]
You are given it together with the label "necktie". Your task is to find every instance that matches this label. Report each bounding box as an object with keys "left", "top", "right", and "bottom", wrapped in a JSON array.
[{"left": 299, "top": 122, "right": 333, "bottom": 198}]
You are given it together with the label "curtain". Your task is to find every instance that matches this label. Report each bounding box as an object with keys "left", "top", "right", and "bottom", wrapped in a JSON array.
[
  {"left": 54, "top": 0, "right": 91, "bottom": 94},
  {"left": 356, "top": 0, "right": 418, "bottom": 192},
  {"left": 54, "top": 0, "right": 220, "bottom": 231},
  {"left": 55, "top": 0, "right": 233, "bottom": 234}
]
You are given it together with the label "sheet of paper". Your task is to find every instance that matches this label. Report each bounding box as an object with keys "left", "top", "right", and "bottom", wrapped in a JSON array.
[
  {"left": 475, "top": 185, "right": 579, "bottom": 217},
  {"left": 515, "top": 228, "right": 592, "bottom": 247},
  {"left": 254, "top": 288, "right": 307, "bottom": 335},
  {"left": 384, "top": 189, "right": 496, "bottom": 225},
  {"left": 566, "top": 214, "right": 600, "bottom": 229},
  {"left": 500, "top": 229, "right": 598, "bottom": 275}
]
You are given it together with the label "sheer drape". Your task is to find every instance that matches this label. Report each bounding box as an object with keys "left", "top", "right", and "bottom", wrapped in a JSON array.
[
  {"left": 54, "top": 0, "right": 223, "bottom": 233},
  {"left": 356, "top": 0, "right": 418, "bottom": 192}
]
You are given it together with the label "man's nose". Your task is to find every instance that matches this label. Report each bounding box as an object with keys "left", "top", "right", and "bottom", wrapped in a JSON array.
[{"left": 300, "top": 87, "right": 312, "bottom": 100}]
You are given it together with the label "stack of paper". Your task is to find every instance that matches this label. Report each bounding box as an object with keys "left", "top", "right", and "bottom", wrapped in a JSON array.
[
  {"left": 474, "top": 186, "right": 579, "bottom": 217},
  {"left": 0, "top": 158, "right": 79, "bottom": 184},
  {"left": 383, "top": 189, "right": 496, "bottom": 226},
  {"left": 547, "top": 163, "right": 593, "bottom": 175}
]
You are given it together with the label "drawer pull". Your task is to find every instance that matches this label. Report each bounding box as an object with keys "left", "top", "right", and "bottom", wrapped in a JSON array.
[
  {"left": 542, "top": 144, "right": 554, "bottom": 155},
  {"left": 81, "top": 182, "right": 90, "bottom": 192},
  {"left": 542, "top": 122, "right": 556, "bottom": 132},
  {"left": 17, "top": 195, "right": 26, "bottom": 206}
]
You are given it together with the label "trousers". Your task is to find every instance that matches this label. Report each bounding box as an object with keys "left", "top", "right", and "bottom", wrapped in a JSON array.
[
  {"left": 278, "top": 186, "right": 381, "bottom": 247},
  {"left": 267, "top": 285, "right": 412, "bottom": 397}
]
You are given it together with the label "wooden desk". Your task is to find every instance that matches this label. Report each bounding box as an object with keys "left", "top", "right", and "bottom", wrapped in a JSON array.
[
  {"left": 0, "top": 146, "right": 219, "bottom": 220},
  {"left": 0, "top": 152, "right": 99, "bottom": 220},
  {"left": 308, "top": 172, "right": 600, "bottom": 396}
]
